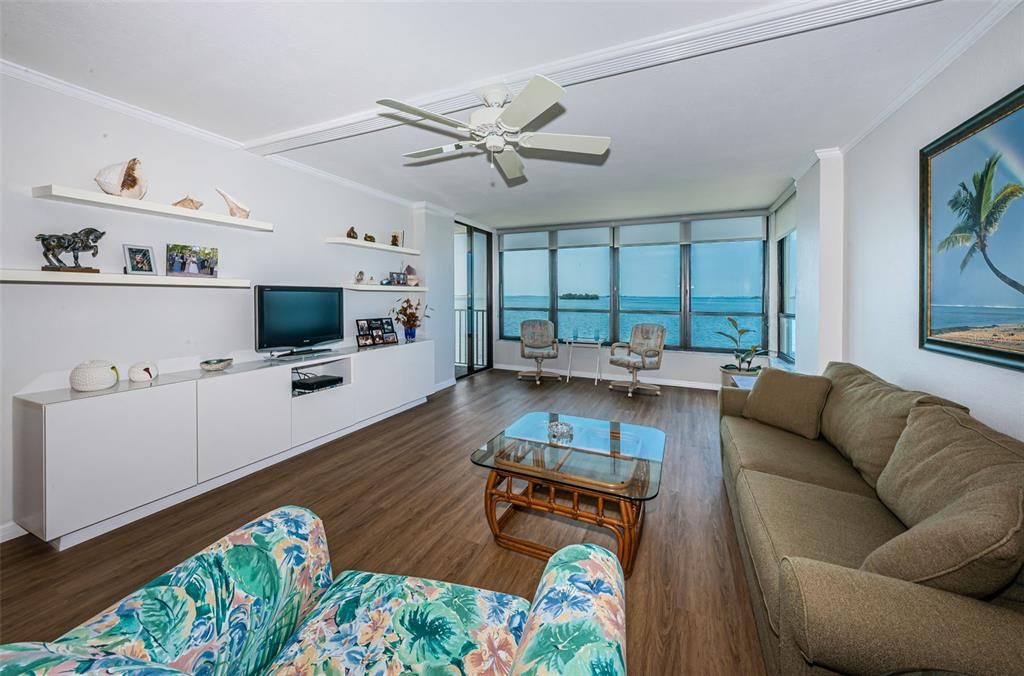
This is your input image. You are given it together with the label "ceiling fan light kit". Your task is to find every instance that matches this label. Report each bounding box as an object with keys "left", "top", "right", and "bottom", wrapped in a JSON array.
[{"left": 377, "top": 74, "right": 611, "bottom": 181}]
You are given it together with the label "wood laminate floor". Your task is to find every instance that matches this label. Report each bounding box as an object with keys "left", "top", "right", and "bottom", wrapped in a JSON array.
[{"left": 0, "top": 370, "right": 765, "bottom": 674}]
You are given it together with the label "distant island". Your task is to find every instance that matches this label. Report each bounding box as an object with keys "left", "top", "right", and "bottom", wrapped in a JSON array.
[{"left": 559, "top": 292, "right": 600, "bottom": 300}]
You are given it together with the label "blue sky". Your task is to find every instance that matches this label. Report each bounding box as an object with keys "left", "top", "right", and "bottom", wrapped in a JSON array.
[
  {"left": 930, "top": 104, "right": 1024, "bottom": 308},
  {"left": 502, "top": 240, "right": 763, "bottom": 298}
]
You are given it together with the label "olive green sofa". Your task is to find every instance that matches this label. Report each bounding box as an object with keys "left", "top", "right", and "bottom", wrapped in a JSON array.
[{"left": 719, "top": 362, "right": 1024, "bottom": 675}]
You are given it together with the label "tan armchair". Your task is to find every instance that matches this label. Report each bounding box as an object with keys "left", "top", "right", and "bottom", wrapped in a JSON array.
[
  {"left": 609, "top": 323, "right": 666, "bottom": 397},
  {"left": 517, "top": 319, "right": 560, "bottom": 385}
]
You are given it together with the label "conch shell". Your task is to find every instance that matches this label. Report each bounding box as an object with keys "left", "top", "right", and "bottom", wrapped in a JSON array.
[
  {"left": 95, "top": 158, "right": 148, "bottom": 199},
  {"left": 172, "top": 195, "right": 203, "bottom": 210},
  {"left": 216, "top": 188, "right": 250, "bottom": 219}
]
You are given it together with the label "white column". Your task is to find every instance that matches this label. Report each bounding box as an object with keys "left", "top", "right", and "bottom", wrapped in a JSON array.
[{"left": 413, "top": 201, "right": 457, "bottom": 388}]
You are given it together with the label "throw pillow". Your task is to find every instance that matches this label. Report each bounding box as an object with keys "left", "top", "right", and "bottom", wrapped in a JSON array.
[{"left": 742, "top": 368, "right": 832, "bottom": 440}]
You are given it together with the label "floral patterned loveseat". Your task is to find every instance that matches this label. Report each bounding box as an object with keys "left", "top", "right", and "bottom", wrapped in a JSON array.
[{"left": 0, "top": 506, "right": 627, "bottom": 675}]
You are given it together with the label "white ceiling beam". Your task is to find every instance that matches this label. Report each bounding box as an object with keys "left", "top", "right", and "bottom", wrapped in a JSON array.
[{"left": 242, "top": 0, "right": 940, "bottom": 156}]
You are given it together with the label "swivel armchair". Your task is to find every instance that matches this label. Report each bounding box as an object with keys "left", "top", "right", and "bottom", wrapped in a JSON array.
[
  {"left": 609, "top": 323, "right": 666, "bottom": 397},
  {"left": 517, "top": 319, "right": 560, "bottom": 385}
]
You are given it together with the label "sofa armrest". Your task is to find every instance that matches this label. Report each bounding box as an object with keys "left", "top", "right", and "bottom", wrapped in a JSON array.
[
  {"left": 54, "top": 505, "right": 333, "bottom": 675},
  {"left": 719, "top": 386, "right": 749, "bottom": 419},
  {"left": 510, "top": 544, "right": 627, "bottom": 675},
  {"left": 779, "top": 557, "right": 1024, "bottom": 676}
]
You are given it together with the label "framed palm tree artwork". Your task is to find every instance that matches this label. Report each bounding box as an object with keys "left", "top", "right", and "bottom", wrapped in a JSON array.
[{"left": 920, "top": 85, "right": 1024, "bottom": 371}]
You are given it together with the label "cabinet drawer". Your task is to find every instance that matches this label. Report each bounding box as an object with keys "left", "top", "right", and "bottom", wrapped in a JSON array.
[
  {"left": 45, "top": 382, "right": 197, "bottom": 538},
  {"left": 197, "top": 367, "right": 291, "bottom": 482}
]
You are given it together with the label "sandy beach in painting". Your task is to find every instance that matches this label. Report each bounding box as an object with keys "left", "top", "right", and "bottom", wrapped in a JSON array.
[{"left": 934, "top": 323, "right": 1024, "bottom": 354}]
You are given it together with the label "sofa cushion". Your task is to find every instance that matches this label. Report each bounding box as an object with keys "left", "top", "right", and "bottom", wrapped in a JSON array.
[
  {"left": 877, "top": 406, "right": 1024, "bottom": 526},
  {"left": 820, "top": 362, "right": 966, "bottom": 488},
  {"left": 721, "top": 416, "right": 875, "bottom": 498},
  {"left": 734, "top": 470, "right": 906, "bottom": 634},
  {"left": 862, "top": 484, "right": 1024, "bottom": 597},
  {"left": 742, "top": 368, "right": 832, "bottom": 439},
  {"left": 266, "top": 571, "right": 531, "bottom": 675}
]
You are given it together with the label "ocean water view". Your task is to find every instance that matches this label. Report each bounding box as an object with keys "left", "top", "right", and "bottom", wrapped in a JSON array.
[
  {"left": 931, "top": 304, "right": 1024, "bottom": 331},
  {"left": 499, "top": 295, "right": 763, "bottom": 348}
]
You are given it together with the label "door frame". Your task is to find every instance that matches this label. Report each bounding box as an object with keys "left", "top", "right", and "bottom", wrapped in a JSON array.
[{"left": 457, "top": 222, "right": 493, "bottom": 378}]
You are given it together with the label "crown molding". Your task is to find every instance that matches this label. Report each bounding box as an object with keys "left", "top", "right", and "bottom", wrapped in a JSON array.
[
  {"left": 2, "top": 59, "right": 419, "bottom": 209},
  {"left": 243, "top": 0, "right": 939, "bottom": 156},
  {"left": 0, "top": 60, "right": 243, "bottom": 149},
  {"left": 412, "top": 201, "right": 457, "bottom": 219},
  {"left": 839, "top": 0, "right": 1022, "bottom": 154}
]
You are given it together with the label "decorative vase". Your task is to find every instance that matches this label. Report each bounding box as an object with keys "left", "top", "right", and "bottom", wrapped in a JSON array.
[
  {"left": 404, "top": 327, "right": 417, "bottom": 342},
  {"left": 128, "top": 361, "right": 159, "bottom": 382},
  {"left": 69, "top": 360, "right": 119, "bottom": 392}
]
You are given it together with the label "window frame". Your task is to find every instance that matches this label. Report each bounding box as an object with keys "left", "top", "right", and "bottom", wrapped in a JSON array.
[
  {"left": 777, "top": 230, "right": 797, "bottom": 363},
  {"left": 498, "top": 214, "right": 769, "bottom": 352}
]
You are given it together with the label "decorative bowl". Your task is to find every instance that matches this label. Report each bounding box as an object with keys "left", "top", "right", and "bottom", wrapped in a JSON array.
[
  {"left": 200, "top": 358, "right": 233, "bottom": 372},
  {"left": 547, "top": 421, "right": 574, "bottom": 445}
]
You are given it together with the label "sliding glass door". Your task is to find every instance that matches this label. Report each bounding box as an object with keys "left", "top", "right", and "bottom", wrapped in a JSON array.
[{"left": 455, "top": 223, "right": 492, "bottom": 378}]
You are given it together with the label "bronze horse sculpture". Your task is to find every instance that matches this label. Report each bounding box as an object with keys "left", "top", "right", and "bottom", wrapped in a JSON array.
[{"left": 36, "top": 227, "right": 106, "bottom": 269}]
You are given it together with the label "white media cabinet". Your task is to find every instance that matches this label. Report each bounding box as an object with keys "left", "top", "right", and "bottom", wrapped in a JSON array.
[{"left": 13, "top": 340, "right": 434, "bottom": 549}]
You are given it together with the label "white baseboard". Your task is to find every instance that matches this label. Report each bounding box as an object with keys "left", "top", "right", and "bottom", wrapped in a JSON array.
[
  {"left": 492, "top": 364, "right": 719, "bottom": 391},
  {"left": 433, "top": 377, "right": 456, "bottom": 392},
  {"left": 0, "top": 521, "right": 27, "bottom": 542}
]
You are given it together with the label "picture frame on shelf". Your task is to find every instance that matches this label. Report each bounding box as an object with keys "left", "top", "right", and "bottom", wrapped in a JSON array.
[
  {"left": 167, "top": 243, "right": 219, "bottom": 278},
  {"left": 123, "top": 244, "right": 156, "bottom": 275}
]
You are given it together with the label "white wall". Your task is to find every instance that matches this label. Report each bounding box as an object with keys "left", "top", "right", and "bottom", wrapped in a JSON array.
[
  {"left": 418, "top": 203, "right": 456, "bottom": 388},
  {"left": 0, "top": 73, "right": 455, "bottom": 531},
  {"left": 795, "top": 163, "right": 822, "bottom": 373},
  {"left": 845, "top": 6, "right": 1024, "bottom": 438}
]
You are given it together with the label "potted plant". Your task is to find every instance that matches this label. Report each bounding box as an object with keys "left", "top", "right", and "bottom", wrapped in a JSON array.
[
  {"left": 716, "top": 317, "right": 767, "bottom": 386},
  {"left": 391, "top": 297, "right": 431, "bottom": 343}
]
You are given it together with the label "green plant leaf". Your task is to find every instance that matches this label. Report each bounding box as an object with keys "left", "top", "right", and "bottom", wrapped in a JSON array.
[
  {"left": 394, "top": 602, "right": 469, "bottom": 666},
  {"left": 521, "top": 619, "right": 605, "bottom": 671},
  {"left": 135, "top": 586, "right": 196, "bottom": 657},
  {"left": 437, "top": 585, "right": 482, "bottom": 627},
  {"left": 562, "top": 642, "right": 626, "bottom": 676},
  {"left": 225, "top": 544, "right": 280, "bottom": 602}
]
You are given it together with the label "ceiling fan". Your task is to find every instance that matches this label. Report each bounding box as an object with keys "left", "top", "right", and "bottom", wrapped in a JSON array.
[{"left": 376, "top": 75, "right": 611, "bottom": 181}]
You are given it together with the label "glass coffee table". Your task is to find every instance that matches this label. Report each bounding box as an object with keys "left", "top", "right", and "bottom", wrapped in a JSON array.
[{"left": 471, "top": 411, "right": 665, "bottom": 577}]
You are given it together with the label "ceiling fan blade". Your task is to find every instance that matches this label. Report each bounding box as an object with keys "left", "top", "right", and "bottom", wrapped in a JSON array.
[
  {"left": 497, "top": 75, "right": 564, "bottom": 131},
  {"left": 403, "top": 142, "right": 478, "bottom": 159},
  {"left": 518, "top": 132, "right": 611, "bottom": 155},
  {"left": 493, "top": 147, "right": 525, "bottom": 180},
  {"left": 377, "top": 99, "right": 470, "bottom": 131}
]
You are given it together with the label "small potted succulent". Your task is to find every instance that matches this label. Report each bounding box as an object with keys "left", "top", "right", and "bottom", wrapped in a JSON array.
[
  {"left": 391, "top": 297, "right": 431, "bottom": 343},
  {"left": 717, "top": 317, "right": 767, "bottom": 386}
]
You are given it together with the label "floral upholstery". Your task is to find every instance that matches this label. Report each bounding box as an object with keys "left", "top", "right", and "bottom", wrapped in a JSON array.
[
  {"left": 609, "top": 323, "right": 666, "bottom": 370},
  {"left": 0, "top": 505, "right": 332, "bottom": 675},
  {"left": 520, "top": 320, "right": 558, "bottom": 359},
  {"left": 265, "top": 573, "right": 530, "bottom": 674},
  {"left": 0, "top": 514, "right": 626, "bottom": 676},
  {"left": 509, "top": 544, "right": 626, "bottom": 675}
]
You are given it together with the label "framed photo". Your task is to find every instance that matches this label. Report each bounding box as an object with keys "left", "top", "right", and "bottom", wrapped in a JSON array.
[
  {"left": 383, "top": 318, "right": 396, "bottom": 333},
  {"left": 920, "top": 85, "right": 1024, "bottom": 371},
  {"left": 356, "top": 319, "right": 369, "bottom": 334},
  {"left": 167, "top": 243, "right": 219, "bottom": 278},
  {"left": 123, "top": 244, "right": 156, "bottom": 275},
  {"left": 389, "top": 272, "right": 408, "bottom": 286},
  {"left": 383, "top": 333, "right": 399, "bottom": 344},
  {"left": 355, "top": 317, "right": 398, "bottom": 347},
  {"left": 356, "top": 335, "right": 374, "bottom": 347}
]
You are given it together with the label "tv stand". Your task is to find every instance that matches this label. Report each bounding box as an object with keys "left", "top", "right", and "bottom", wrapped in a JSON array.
[{"left": 272, "top": 347, "right": 333, "bottom": 360}]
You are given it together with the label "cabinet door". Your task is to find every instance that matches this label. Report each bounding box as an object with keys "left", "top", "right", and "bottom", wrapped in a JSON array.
[
  {"left": 197, "top": 366, "right": 291, "bottom": 482},
  {"left": 45, "top": 382, "right": 198, "bottom": 539}
]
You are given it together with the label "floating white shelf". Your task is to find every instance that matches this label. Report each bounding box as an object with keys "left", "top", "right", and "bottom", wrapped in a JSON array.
[
  {"left": 325, "top": 237, "right": 420, "bottom": 256},
  {"left": 0, "top": 269, "right": 251, "bottom": 288},
  {"left": 32, "top": 185, "right": 274, "bottom": 232},
  {"left": 341, "top": 283, "right": 428, "bottom": 293}
]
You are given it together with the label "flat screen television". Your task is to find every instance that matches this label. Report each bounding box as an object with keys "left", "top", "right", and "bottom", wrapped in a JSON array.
[{"left": 255, "top": 285, "right": 343, "bottom": 355}]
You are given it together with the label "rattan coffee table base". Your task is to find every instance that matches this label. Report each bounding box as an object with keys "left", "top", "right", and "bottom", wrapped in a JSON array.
[{"left": 483, "top": 469, "right": 645, "bottom": 577}]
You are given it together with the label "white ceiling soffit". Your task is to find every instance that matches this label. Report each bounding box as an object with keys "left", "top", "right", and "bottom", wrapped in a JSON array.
[{"left": 244, "top": 0, "right": 939, "bottom": 155}]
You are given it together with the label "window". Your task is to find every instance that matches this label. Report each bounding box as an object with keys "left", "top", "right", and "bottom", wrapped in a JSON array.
[
  {"left": 557, "top": 244, "right": 611, "bottom": 342},
  {"left": 498, "top": 216, "right": 766, "bottom": 350},
  {"left": 618, "top": 244, "right": 681, "bottom": 346},
  {"left": 501, "top": 248, "right": 550, "bottom": 338},
  {"left": 778, "top": 230, "right": 797, "bottom": 361},
  {"left": 689, "top": 240, "right": 765, "bottom": 349}
]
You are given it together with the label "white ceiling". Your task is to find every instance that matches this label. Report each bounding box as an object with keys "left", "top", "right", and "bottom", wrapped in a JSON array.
[{"left": 0, "top": 1, "right": 1006, "bottom": 226}]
